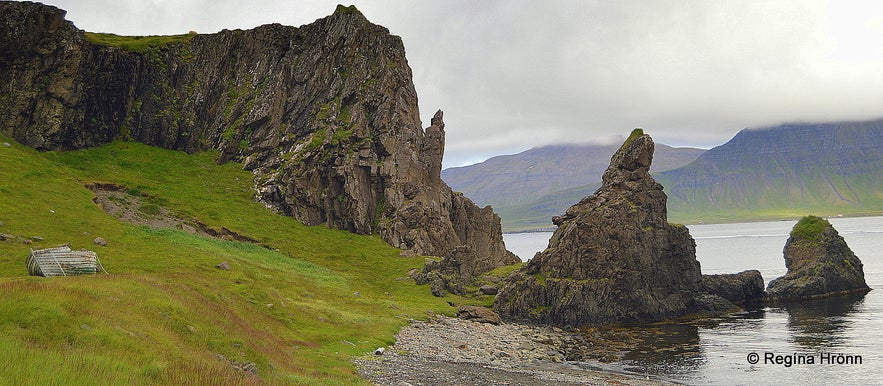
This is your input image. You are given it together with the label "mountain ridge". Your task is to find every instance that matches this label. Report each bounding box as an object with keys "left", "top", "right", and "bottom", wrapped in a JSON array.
[
  {"left": 442, "top": 141, "right": 704, "bottom": 231},
  {"left": 658, "top": 119, "right": 883, "bottom": 222}
]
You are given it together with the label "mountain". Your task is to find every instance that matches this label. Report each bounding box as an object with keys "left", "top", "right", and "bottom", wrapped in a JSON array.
[
  {"left": 442, "top": 142, "right": 704, "bottom": 231},
  {"left": 658, "top": 120, "right": 883, "bottom": 223},
  {"left": 0, "top": 2, "right": 516, "bottom": 279}
]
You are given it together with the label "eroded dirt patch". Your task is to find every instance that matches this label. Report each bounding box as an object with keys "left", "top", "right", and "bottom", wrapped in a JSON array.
[{"left": 86, "top": 183, "right": 260, "bottom": 244}]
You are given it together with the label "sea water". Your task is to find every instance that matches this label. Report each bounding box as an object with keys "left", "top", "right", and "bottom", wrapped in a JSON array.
[{"left": 502, "top": 216, "right": 883, "bottom": 385}]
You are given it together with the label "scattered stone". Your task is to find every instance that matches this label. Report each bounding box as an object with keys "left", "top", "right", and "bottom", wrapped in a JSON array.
[
  {"left": 701, "top": 270, "right": 765, "bottom": 305},
  {"left": 430, "top": 278, "right": 447, "bottom": 297},
  {"left": 479, "top": 285, "right": 498, "bottom": 295},
  {"left": 80, "top": 323, "right": 92, "bottom": 330},
  {"left": 0, "top": 233, "right": 14, "bottom": 241},
  {"left": 240, "top": 362, "right": 258, "bottom": 376},
  {"left": 186, "top": 325, "right": 197, "bottom": 333},
  {"left": 93, "top": 237, "right": 107, "bottom": 246},
  {"left": 457, "top": 305, "right": 502, "bottom": 325},
  {"left": 495, "top": 131, "right": 702, "bottom": 326},
  {"left": 374, "top": 347, "right": 386, "bottom": 356},
  {"left": 31, "top": 236, "right": 44, "bottom": 241},
  {"left": 767, "top": 216, "right": 871, "bottom": 300},
  {"left": 215, "top": 261, "right": 231, "bottom": 271},
  {"left": 2, "top": 142, "right": 10, "bottom": 147},
  {"left": 22, "top": 239, "right": 33, "bottom": 245},
  {"left": 355, "top": 315, "right": 669, "bottom": 385}
]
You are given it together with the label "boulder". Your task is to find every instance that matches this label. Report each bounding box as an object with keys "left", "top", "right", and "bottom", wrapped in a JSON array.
[
  {"left": 767, "top": 216, "right": 870, "bottom": 300},
  {"left": 479, "top": 285, "right": 498, "bottom": 295},
  {"left": 93, "top": 237, "right": 107, "bottom": 246},
  {"left": 494, "top": 130, "right": 702, "bottom": 326},
  {"left": 457, "top": 305, "right": 502, "bottom": 325},
  {"left": 701, "top": 270, "right": 765, "bottom": 305}
]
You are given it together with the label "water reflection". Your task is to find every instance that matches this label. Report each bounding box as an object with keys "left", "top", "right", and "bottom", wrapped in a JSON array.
[
  {"left": 779, "top": 292, "right": 867, "bottom": 349},
  {"left": 617, "top": 324, "right": 704, "bottom": 377}
]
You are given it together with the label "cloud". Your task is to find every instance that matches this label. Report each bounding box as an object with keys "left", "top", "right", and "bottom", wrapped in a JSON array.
[{"left": 44, "top": 0, "right": 883, "bottom": 167}]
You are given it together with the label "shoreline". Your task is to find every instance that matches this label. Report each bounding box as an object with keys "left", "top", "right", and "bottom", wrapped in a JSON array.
[
  {"left": 355, "top": 315, "right": 674, "bottom": 385},
  {"left": 503, "top": 212, "right": 883, "bottom": 234}
]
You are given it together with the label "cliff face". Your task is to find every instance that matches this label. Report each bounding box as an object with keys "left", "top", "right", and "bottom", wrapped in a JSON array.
[
  {"left": 494, "top": 131, "right": 703, "bottom": 326},
  {"left": 0, "top": 2, "right": 516, "bottom": 276}
]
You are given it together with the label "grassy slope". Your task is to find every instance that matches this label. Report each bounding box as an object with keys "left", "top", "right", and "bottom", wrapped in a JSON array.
[{"left": 0, "top": 136, "right": 457, "bottom": 384}]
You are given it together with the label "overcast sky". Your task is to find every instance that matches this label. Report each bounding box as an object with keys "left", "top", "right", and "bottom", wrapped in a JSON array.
[{"left": 42, "top": 0, "right": 883, "bottom": 167}]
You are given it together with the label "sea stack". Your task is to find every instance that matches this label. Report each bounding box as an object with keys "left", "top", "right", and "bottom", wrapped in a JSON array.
[
  {"left": 494, "top": 130, "right": 703, "bottom": 326},
  {"left": 766, "top": 216, "right": 870, "bottom": 300}
]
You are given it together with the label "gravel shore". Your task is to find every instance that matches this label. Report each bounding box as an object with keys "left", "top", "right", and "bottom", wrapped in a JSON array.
[{"left": 355, "top": 315, "right": 673, "bottom": 385}]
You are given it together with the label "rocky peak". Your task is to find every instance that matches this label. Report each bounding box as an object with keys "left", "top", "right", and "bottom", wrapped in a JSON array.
[
  {"left": 0, "top": 1, "right": 516, "bottom": 283},
  {"left": 495, "top": 131, "right": 702, "bottom": 326}
]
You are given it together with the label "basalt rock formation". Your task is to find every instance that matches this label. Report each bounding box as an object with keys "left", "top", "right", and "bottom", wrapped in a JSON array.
[
  {"left": 766, "top": 216, "right": 870, "bottom": 300},
  {"left": 0, "top": 2, "right": 517, "bottom": 280},
  {"left": 494, "top": 130, "right": 703, "bottom": 326},
  {"left": 700, "top": 270, "right": 765, "bottom": 305}
]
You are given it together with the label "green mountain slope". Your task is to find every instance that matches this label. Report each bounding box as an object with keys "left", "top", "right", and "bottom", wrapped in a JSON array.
[
  {"left": 442, "top": 142, "right": 704, "bottom": 232},
  {"left": 658, "top": 120, "right": 883, "bottom": 223},
  {"left": 0, "top": 135, "right": 461, "bottom": 384}
]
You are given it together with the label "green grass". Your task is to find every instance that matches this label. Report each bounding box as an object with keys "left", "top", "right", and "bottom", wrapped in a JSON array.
[
  {"left": 0, "top": 135, "right": 456, "bottom": 384},
  {"left": 84, "top": 32, "right": 195, "bottom": 53},
  {"left": 790, "top": 215, "right": 830, "bottom": 241}
]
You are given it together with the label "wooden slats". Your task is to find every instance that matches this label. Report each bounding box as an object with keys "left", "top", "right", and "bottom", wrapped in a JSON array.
[{"left": 27, "top": 246, "right": 103, "bottom": 277}]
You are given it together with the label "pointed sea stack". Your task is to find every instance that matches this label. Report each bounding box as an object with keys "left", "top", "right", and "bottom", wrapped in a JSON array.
[
  {"left": 494, "top": 130, "right": 703, "bottom": 326},
  {"left": 766, "top": 216, "right": 870, "bottom": 300}
]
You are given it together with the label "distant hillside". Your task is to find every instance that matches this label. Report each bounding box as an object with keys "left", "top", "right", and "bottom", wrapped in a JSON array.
[
  {"left": 658, "top": 120, "right": 883, "bottom": 223},
  {"left": 442, "top": 142, "right": 704, "bottom": 231}
]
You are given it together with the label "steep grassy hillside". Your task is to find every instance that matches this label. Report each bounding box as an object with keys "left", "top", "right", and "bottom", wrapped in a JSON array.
[
  {"left": 0, "top": 135, "right": 458, "bottom": 384},
  {"left": 659, "top": 121, "right": 883, "bottom": 224}
]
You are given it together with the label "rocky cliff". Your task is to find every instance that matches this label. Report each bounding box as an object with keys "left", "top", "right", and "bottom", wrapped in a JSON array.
[
  {"left": 494, "top": 130, "right": 703, "bottom": 326},
  {"left": 766, "top": 216, "right": 870, "bottom": 300},
  {"left": 0, "top": 2, "right": 517, "bottom": 278}
]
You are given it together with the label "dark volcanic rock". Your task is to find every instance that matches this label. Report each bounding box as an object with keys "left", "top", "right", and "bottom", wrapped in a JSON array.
[
  {"left": 494, "top": 130, "right": 703, "bottom": 326},
  {"left": 0, "top": 2, "right": 517, "bottom": 281},
  {"left": 766, "top": 216, "right": 870, "bottom": 300},
  {"left": 701, "top": 270, "right": 765, "bottom": 305},
  {"left": 457, "top": 305, "right": 502, "bottom": 325}
]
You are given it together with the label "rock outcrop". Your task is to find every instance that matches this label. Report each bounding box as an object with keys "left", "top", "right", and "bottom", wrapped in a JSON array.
[
  {"left": 0, "top": 2, "right": 517, "bottom": 280},
  {"left": 766, "top": 216, "right": 870, "bottom": 300},
  {"left": 700, "top": 270, "right": 765, "bottom": 305},
  {"left": 494, "top": 130, "right": 703, "bottom": 326}
]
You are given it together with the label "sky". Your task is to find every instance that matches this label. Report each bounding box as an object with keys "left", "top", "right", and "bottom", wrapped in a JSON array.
[{"left": 40, "top": 0, "right": 883, "bottom": 168}]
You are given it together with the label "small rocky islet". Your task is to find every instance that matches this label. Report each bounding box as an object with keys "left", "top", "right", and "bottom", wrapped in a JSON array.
[
  {"left": 359, "top": 131, "right": 872, "bottom": 384},
  {"left": 2, "top": 2, "right": 872, "bottom": 383}
]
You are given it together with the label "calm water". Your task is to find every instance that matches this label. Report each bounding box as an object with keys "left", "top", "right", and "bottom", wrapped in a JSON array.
[{"left": 503, "top": 216, "right": 883, "bottom": 385}]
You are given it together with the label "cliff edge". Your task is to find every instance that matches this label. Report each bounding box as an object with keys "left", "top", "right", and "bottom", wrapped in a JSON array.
[{"left": 0, "top": 2, "right": 517, "bottom": 280}]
